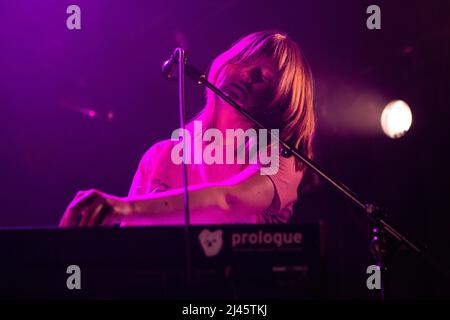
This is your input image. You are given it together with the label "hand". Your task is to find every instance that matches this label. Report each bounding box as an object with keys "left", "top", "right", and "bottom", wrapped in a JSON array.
[{"left": 59, "top": 189, "right": 131, "bottom": 228}]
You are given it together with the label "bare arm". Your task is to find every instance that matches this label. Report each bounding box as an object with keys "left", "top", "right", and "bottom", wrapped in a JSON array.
[
  {"left": 59, "top": 166, "right": 275, "bottom": 228},
  {"left": 123, "top": 167, "right": 275, "bottom": 225}
]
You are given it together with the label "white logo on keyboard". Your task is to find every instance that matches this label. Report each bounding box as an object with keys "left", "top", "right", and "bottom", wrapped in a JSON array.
[
  {"left": 232, "top": 231, "right": 303, "bottom": 247},
  {"left": 198, "top": 229, "right": 223, "bottom": 257}
]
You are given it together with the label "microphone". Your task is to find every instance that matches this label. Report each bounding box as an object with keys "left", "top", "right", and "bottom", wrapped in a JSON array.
[
  {"left": 162, "top": 48, "right": 206, "bottom": 84},
  {"left": 162, "top": 48, "right": 181, "bottom": 80}
]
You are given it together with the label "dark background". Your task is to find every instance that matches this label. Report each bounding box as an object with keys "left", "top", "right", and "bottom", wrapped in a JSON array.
[{"left": 0, "top": 0, "right": 449, "bottom": 298}]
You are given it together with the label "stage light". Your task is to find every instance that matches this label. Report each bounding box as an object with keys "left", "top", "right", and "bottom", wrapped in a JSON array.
[{"left": 380, "top": 100, "right": 412, "bottom": 138}]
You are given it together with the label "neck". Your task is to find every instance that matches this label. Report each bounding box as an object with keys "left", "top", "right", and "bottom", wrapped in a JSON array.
[{"left": 213, "top": 100, "right": 254, "bottom": 133}]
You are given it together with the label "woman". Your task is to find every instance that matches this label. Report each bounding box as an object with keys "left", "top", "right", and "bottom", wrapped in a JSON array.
[{"left": 59, "top": 30, "right": 315, "bottom": 227}]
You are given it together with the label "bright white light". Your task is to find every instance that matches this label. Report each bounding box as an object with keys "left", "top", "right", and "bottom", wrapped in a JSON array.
[{"left": 380, "top": 100, "right": 412, "bottom": 138}]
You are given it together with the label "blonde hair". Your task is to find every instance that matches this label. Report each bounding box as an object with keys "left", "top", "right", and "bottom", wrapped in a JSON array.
[{"left": 191, "top": 30, "right": 315, "bottom": 171}]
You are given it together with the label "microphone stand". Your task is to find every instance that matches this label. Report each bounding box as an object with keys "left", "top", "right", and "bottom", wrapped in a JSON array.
[
  {"left": 166, "top": 48, "right": 192, "bottom": 289},
  {"left": 163, "top": 49, "right": 450, "bottom": 299}
]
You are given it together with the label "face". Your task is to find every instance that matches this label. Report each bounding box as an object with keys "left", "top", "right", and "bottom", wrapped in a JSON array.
[{"left": 219, "top": 55, "right": 279, "bottom": 112}]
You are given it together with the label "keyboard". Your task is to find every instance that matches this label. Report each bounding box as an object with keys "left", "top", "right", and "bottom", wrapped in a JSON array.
[{"left": 0, "top": 223, "right": 324, "bottom": 299}]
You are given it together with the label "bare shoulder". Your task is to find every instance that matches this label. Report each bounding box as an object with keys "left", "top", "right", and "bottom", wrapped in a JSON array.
[{"left": 142, "top": 139, "right": 175, "bottom": 163}]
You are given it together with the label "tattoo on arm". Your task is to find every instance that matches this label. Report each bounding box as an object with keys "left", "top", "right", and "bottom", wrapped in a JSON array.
[{"left": 150, "top": 178, "right": 171, "bottom": 193}]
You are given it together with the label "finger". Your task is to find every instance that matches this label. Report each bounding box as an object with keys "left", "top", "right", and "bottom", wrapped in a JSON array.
[
  {"left": 59, "top": 190, "right": 97, "bottom": 228},
  {"left": 59, "top": 208, "right": 75, "bottom": 228},
  {"left": 60, "top": 205, "right": 83, "bottom": 228},
  {"left": 78, "top": 210, "right": 89, "bottom": 227},
  {"left": 100, "top": 209, "right": 120, "bottom": 227},
  {"left": 87, "top": 202, "right": 110, "bottom": 227},
  {"left": 79, "top": 197, "right": 104, "bottom": 227},
  {"left": 100, "top": 197, "right": 128, "bottom": 227},
  {"left": 100, "top": 206, "right": 123, "bottom": 227}
]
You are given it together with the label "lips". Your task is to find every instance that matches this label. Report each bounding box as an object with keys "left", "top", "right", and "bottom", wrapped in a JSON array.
[{"left": 229, "top": 83, "right": 247, "bottom": 96}]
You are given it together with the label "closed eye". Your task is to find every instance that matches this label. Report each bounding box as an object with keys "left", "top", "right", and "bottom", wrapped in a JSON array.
[{"left": 262, "top": 68, "right": 276, "bottom": 82}]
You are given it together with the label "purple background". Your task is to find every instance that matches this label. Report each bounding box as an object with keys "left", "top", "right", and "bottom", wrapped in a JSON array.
[{"left": 0, "top": 0, "right": 449, "bottom": 298}]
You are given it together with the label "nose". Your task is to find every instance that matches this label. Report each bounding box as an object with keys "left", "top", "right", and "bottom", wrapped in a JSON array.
[
  {"left": 240, "top": 68, "right": 251, "bottom": 84},
  {"left": 240, "top": 67, "right": 263, "bottom": 85}
]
